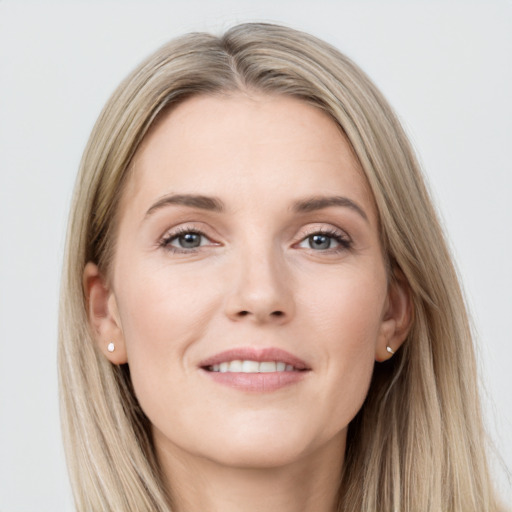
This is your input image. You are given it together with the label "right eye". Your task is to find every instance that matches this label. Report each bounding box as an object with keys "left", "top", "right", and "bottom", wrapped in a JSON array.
[
  {"left": 160, "top": 228, "right": 213, "bottom": 252},
  {"left": 169, "top": 231, "right": 205, "bottom": 249}
]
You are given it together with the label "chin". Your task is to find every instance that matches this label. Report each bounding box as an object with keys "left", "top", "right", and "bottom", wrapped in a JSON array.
[
  {"left": 195, "top": 418, "right": 345, "bottom": 470},
  {"left": 205, "top": 438, "right": 311, "bottom": 470},
  {"left": 150, "top": 395, "right": 352, "bottom": 473}
]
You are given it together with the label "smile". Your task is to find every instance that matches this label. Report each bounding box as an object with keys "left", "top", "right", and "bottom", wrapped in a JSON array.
[
  {"left": 207, "top": 360, "right": 301, "bottom": 373},
  {"left": 199, "top": 348, "right": 310, "bottom": 392}
]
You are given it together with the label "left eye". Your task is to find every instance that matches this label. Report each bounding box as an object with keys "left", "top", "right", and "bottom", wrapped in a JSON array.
[{"left": 298, "top": 233, "right": 347, "bottom": 251}]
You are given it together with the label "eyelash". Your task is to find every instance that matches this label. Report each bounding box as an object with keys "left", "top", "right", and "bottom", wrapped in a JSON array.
[
  {"left": 296, "top": 228, "right": 352, "bottom": 253},
  {"left": 159, "top": 227, "right": 213, "bottom": 254},
  {"left": 158, "top": 226, "right": 352, "bottom": 254}
]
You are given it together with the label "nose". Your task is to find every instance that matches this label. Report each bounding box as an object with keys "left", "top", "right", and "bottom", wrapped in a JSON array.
[{"left": 223, "top": 245, "right": 295, "bottom": 325}]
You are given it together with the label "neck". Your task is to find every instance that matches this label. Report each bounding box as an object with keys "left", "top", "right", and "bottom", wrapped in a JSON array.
[{"left": 156, "top": 435, "right": 345, "bottom": 512}]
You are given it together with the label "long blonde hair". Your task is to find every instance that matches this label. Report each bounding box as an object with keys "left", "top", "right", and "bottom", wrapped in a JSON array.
[{"left": 59, "top": 22, "right": 501, "bottom": 511}]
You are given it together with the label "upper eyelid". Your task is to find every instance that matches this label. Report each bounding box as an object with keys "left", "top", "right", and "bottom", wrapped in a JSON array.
[
  {"left": 161, "top": 228, "right": 216, "bottom": 245},
  {"left": 157, "top": 221, "right": 351, "bottom": 244},
  {"left": 160, "top": 222, "right": 216, "bottom": 239},
  {"left": 295, "top": 223, "right": 351, "bottom": 240}
]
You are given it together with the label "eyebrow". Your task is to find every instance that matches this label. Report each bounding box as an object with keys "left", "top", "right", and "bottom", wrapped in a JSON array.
[
  {"left": 145, "top": 194, "right": 224, "bottom": 217},
  {"left": 292, "top": 196, "right": 368, "bottom": 222},
  {"left": 144, "top": 193, "right": 368, "bottom": 222}
]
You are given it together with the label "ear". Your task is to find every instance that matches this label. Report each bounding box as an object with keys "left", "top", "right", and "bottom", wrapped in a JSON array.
[
  {"left": 83, "top": 262, "right": 128, "bottom": 365},
  {"left": 375, "top": 269, "right": 413, "bottom": 362}
]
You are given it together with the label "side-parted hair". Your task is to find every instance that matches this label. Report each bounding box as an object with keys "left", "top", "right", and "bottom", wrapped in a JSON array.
[{"left": 59, "top": 23, "right": 501, "bottom": 511}]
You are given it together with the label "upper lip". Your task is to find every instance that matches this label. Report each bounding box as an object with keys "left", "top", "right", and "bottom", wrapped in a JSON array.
[{"left": 199, "top": 347, "right": 310, "bottom": 371}]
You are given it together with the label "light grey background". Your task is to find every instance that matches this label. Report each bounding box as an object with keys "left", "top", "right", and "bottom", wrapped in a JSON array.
[{"left": 1, "top": 1, "right": 510, "bottom": 510}]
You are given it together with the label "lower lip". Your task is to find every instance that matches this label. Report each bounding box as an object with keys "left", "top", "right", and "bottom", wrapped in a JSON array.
[{"left": 201, "top": 369, "right": 309, "bottom": 392}]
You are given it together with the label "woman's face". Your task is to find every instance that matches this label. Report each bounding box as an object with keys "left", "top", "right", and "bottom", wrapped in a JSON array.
[{"left": 87, "top": 93, "right": 407, "bottom": 470}]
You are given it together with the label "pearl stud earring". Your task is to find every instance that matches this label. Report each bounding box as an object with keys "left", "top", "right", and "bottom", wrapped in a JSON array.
[
  {"left": 386, "top": 345, "right": 395, "bottom": 355},
  {"left": 107, "top": 342, "right": 115, "bottom": 353}
]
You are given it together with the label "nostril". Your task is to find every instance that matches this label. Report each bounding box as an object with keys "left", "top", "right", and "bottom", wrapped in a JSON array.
[{"left": 236, "top": 310, "right": 284, "bottom": 318}]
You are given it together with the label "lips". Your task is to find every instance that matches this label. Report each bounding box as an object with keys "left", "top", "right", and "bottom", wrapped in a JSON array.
[
  {"left": 199, "top": 347, "right": 311, "bottom": 392},
  {"left": 199, "top": 347, "right": 310, "bottom": 371},
  {"left": 208, "top": 360, "right": 297, "bottom": 373}
]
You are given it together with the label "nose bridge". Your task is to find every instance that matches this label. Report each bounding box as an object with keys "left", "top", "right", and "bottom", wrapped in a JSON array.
[{"left": 225, "top": 234, "right": 294, "bottom": 323}]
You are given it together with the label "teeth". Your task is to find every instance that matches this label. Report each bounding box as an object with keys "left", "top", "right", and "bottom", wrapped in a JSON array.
[
  {"left": 208, "top": 360, "right": 297, "bottom": 373},
  {"left": 259, "top": 361, "right": 276, "bottom": 373},
  {"left": 229, "top": 360, "right": 243, "bottom": 372},
  {"left": 242, "top": 360, "right": 260, "bottom": 373}
]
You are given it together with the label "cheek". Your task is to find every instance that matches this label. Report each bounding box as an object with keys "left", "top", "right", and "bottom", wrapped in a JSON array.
[
  {"left": 300, "top": 261, "right": 387, "bottom": 349},
  {"left": 116, "top": 258, "right": 218, "bottom": 345},
  {"left": 299, "top": 264, "right": 386, "bottom": 428},
  {"left": 113, "top": 261, "right": 222, "bottom": 399}
]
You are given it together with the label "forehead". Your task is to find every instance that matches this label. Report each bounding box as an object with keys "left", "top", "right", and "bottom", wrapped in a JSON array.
[{"left": 121, "top": 93, "right": 376, "bottom": 221}]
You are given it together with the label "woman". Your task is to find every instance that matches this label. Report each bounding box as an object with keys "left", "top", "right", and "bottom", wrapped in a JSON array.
[{"left": 59, "top": 23, "right": 503, "bottom": 511}]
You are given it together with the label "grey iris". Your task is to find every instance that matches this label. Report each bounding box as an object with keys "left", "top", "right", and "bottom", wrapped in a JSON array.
[
  {"left": 310, "top": 234, "right": 331, "bottom": 250},
  {"left": 179, "top": 233, "right": 201, "bottom": 248}
]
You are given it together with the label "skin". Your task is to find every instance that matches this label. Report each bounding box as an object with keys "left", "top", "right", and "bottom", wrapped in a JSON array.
[{"left": 85, "top": 93, "right": 411, "bottom": 512}]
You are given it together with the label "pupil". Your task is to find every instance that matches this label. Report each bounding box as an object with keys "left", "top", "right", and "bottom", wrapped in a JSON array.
[
  {"left": 179, "top": 233, "right": 201, "bottom": 248},
  {"left": 310, "top": 234, "right": 331, "bottom": 250}
]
